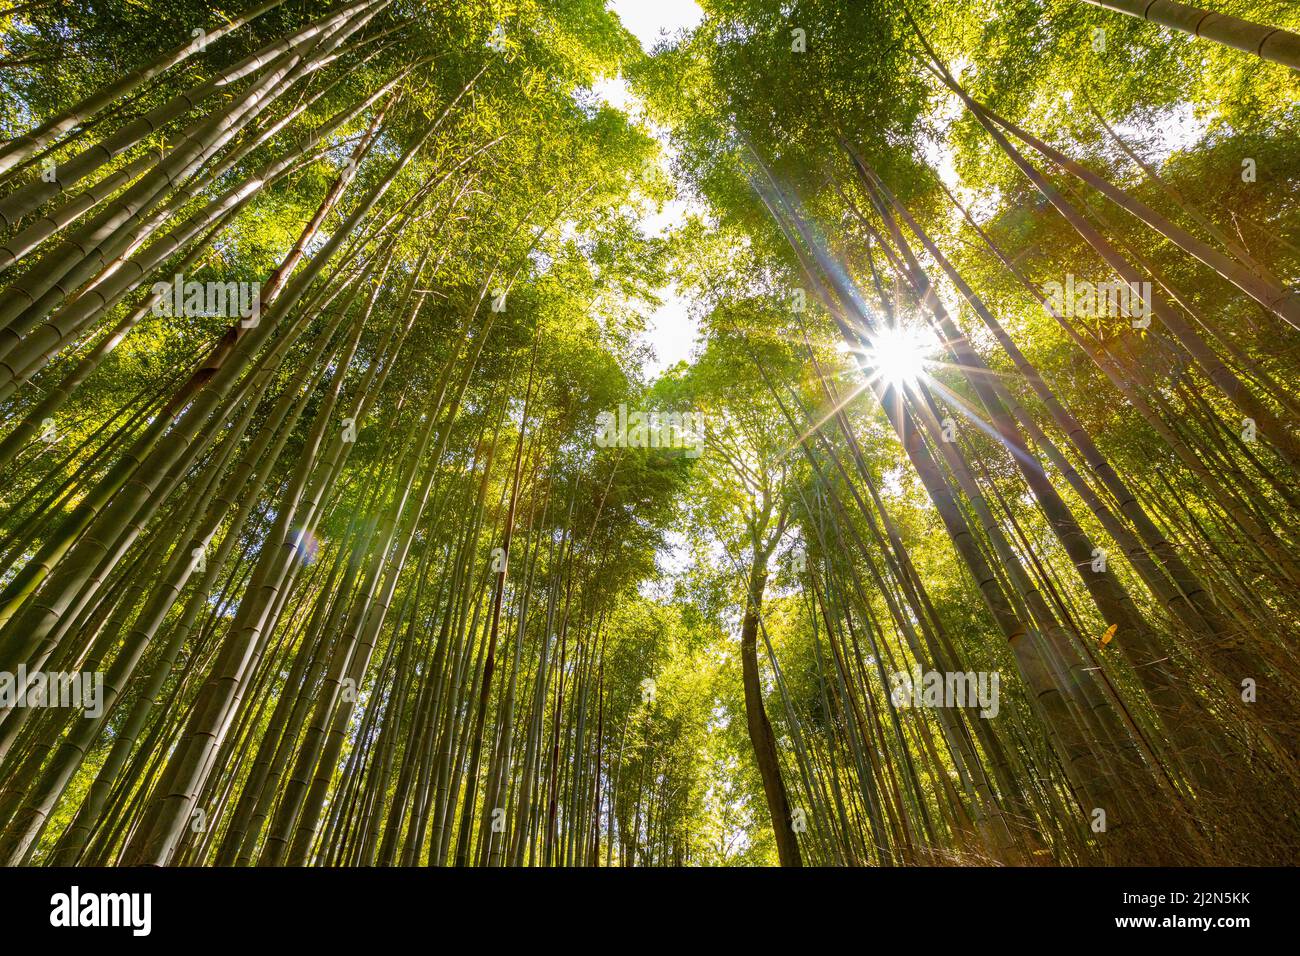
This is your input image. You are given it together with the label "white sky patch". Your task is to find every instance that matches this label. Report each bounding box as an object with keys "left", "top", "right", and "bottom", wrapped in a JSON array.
[
  {"left": 921, "top": 76, "right": 1208, "bottom": 235},
  {"left": 921, "top": 87, "right": 964, "bottom": 197},
  {"left": 1107, "top": 101, "right": 1211, "bottom": 163},
  {"left": 608, "top": 0, "right": 704, "bottom": 50},
  {"left": 596, "top": 1, "right": 708, "bottom": 379},
  {"left": 640, "top": 283, "right": 698, "bottom": 375},
  {"left": 590, "top": 73, "right": 635, "bottom": 112},
  {"left": 920, "top": 66, "right": 1007, "bottom": 231},
  {"left": 636, "top": 527, "right": 696, "bottom": 602},
  {"left": 917, "top": 56, "right": 970, "bottom": 206},
  {"left": 656, "top": 528, "right": 693, "bottom": 577}
]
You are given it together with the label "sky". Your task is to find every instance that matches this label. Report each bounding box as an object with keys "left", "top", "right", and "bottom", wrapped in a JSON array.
[
  {"left": 608, "top": 0, "right": 704, "bottom": 51},
  {"left": 601, "top": 0, "right": 706, "bottom": 378},
  {"left": 600, "top": 1, "right": 705, "bottom": 582}
]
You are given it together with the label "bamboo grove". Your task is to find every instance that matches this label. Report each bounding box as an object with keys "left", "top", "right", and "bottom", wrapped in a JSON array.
[{"left": 0, "top": 0, "right": 1297, "bottom": 867}]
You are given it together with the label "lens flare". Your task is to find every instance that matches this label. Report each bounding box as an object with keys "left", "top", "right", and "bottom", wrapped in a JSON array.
[{"left": 291, "top": 529, "right": 321, "bottom": 565}]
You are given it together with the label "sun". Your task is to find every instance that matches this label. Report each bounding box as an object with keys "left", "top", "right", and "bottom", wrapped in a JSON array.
[{"left": 862, "top": 322, "right": 933, "bottom": 387}]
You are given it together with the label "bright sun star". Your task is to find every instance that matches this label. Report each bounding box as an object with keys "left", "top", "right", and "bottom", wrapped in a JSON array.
[{"left": 863, "top": 323, "right": 933, "bottom": 386}]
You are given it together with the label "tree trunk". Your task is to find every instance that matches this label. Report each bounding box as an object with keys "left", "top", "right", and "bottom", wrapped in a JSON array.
[
  {"left": 739, "top": 558, "right": 803, "bottom": 867},
  {"left": 1081, "top": 0, "right": 1300, "bottom": 71}
]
